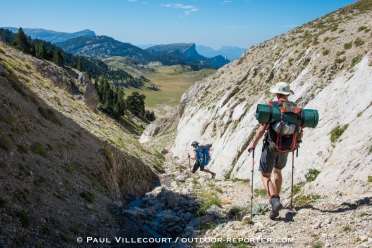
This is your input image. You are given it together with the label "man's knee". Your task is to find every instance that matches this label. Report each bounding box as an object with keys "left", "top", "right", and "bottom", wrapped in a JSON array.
[{"left": 261, "top": 172, "right": 271, "bottom": 179}]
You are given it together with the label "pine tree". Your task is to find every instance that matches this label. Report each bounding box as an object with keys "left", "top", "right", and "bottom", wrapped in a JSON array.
[
  {"left": 46, "top": 48, "right": 53, "bottom": 60},
  {"left": 36, "top": 42, "right": 47, "bottom": 59},
  {"left": 12, "top": 27, "right": 30, "bottom": 54},
  {"left": 29, "top": 44, "right": 36, "bottom": 56},
  {"left": 77, "top": 61, "right": 83, "bottom": 71},
  {"left": 53, "top": 48, "right": 64, "bottom": 66},
  {"left": 125, "top": 91, "right": 146, "bottom": 116},
  {"left": 145, "top": 110, "right": 156, "bottom": 121}
]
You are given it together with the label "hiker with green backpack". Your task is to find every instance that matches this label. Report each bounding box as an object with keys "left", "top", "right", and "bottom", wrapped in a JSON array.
[
  {"left": 248, "top": 82, "right": 306, "bottom": 220},
  {"left": 188, "top": 141, "right": 216, "bottom": 179}
]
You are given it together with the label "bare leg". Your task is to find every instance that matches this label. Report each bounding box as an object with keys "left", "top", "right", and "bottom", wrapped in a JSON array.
[
  {"left": 261, "top": 173, "right": 276, "bottom": 197},
  {"left": 272, "top": 168, "right": 283, "bottom": 196}
]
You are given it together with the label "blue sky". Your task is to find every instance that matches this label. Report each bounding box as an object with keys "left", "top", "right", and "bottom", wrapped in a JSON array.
[{"left": 1, "top": 0, "right": 356, "bottom": 50}]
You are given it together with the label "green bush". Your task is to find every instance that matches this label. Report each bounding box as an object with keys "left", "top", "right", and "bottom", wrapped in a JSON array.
[
  {"left": 293, "top": 194, "right": 321, "bottom": 207},
  {"left": 344, "top": 42, "right": 352, "bottom": 50},
  {"left": 350, "top": 55, "right": 363, "bottom": 68},
  {"left": 5, "top": 114, "right": 17, "bottom": 127},
  {"left": 354, "top": 38, "right": 365, "bottom": 47},
  {"left": 0, "top": 133, "right": 11, "bottom": 151},
  {"left": 198, "top": 191, "right": 222, "bottom": 215},
  {"left": 288, "top": 58, "right": 294, "bottom": 66},
  {"left": 80, "top": 191, "right": 95, "bottom": 203},
  {"left": 42, "top": 224, "right": 52, "bottom": 235},
  {"left": 17, "top": 210, "right": 31, "bottom": 227},
  {"left": 305, "top": 169, "right": 321, "bottom": 182},
  {"left": 343, "top": 226, "right": 351, "bottom": 232},
  {"left": 232, "top": 178, "right": 250, "bottom": 183},
  {"left": 292, "top": 181, "right": 306, "bottom": 196},
  {"left": 254, "top": 188, "right": 267, "bottom": 197},
  {"left": 358, "top": 26, "right": 367, "bottom": 32},
  {"left": 32, "top": 142, "right": 47, "bottom": 157},
  {"left": 330, "top": 124, "right": 349, "bottom": 142},
  {"left": 322, "top": 49, "right": 330, "bottom": 55}
]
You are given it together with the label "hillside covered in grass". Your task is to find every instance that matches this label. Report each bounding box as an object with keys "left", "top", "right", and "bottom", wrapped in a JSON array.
[{"left": 0, "top": 41, "right": 165, "bottom": 247}]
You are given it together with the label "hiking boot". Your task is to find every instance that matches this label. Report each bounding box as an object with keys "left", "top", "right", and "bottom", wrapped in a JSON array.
[
  {"left": 269, "top": 197, "right": 283, "bottom": 220},
  {"left": 211, "top": 173, "right": 216, "bottom": 179}
]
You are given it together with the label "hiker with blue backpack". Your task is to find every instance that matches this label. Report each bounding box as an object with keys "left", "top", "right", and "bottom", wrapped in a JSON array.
[
  {"left": 188, "top": 141, "right": 216, "bottom": 179},
  {"left": 248, "top": 82, "right": 306, "bottom": 220}
]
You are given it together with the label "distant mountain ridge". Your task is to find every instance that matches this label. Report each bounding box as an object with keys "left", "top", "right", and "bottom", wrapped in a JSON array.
[
  {"left": 56, "top": 35, "right": 152, "bottom": 63},
  {"left": 196, "top": 45, "right": 246, "bottom": 61},
  {"left": 3, "top": 27, "right": 96, "bottom": 43},
  {"left": 146, "top": 43, "right": 229, "bottom": 68},
  {"left": 57, "top": 36, "right": 229, "bottom": 69},
  {"left": 3, "top": 27, "right": 230, "bottom": 69}
]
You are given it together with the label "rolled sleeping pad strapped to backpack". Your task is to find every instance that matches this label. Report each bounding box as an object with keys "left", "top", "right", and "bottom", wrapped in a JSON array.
[
  {"left": 255, "top": 104, "right": 319, "bottom": 128},
  {"left": 300, "top": 109, "right": 319, "bottom": 128}
]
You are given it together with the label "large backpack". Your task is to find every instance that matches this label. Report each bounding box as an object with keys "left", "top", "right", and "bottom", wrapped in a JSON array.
[
  {"left": 266, "top": 100, "right": 302, "bottom": 152},
  {"left": 196, "top": 144, "right": 212, "bottom": 166}
]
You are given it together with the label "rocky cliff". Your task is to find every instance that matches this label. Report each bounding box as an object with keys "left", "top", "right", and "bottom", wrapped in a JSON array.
[{"left": 142, "top": 0, "right": 372, "bottom": 202}]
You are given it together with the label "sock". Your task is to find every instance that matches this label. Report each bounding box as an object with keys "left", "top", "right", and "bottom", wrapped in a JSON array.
[{"left": 270, "top": 195, "right": 280, "bottom": 199}]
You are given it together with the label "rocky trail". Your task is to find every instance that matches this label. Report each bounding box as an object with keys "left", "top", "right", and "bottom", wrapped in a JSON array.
[{"left": 123, "top": 154, "right": 372, "bottom": 248}]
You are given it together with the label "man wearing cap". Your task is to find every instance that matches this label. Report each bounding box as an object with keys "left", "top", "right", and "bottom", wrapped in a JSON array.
[
  {"left": 188, "top": 141, "right": 216, "bottom": 179},
  {"left": 248, "top": 82, "right": 303, "bottom": 220}
]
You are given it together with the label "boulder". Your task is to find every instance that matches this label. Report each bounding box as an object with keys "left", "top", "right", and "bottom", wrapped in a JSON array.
[{"left": 77, "top": 72, "right": 98, "bottom": 112}]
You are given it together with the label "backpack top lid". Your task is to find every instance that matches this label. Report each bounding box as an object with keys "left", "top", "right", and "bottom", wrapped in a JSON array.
[{"left": 198, "top": 144, "right": 212, "bottom": 150}]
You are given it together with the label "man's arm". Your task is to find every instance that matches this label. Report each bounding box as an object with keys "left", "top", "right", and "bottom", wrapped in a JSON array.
[
  {"left": 188, "top": 150, "right": 197, "bottom": 160},
  {"left": 248, "top": 124, "right": 267, "bottom": 152}
]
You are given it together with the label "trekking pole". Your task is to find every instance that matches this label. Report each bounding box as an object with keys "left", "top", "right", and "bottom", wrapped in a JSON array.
[
  {"left": 290, "top": 150, "right": 295, "bottom": 209},
  {"left": 250, "top": 148, "right": 255, "bottom": 224},
  {"left": 188, "top": 154, "right": 191, "bottom": 170}
]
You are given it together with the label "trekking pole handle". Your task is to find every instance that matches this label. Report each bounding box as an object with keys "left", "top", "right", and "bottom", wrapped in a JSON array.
[{"left": 251, "top": 148, "right": 255, "bottom": 171}]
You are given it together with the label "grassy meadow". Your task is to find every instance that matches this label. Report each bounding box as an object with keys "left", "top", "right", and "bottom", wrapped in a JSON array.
[{"left": 103, "top": 57, "right": 216, "bottom": 116}]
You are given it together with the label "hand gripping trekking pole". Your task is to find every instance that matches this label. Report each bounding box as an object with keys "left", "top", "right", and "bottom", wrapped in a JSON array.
[{"left": 250, "top": 148, "right": 255, "bottom": 224}]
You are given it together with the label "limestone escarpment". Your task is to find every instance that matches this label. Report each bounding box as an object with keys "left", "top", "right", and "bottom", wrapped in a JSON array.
[{"left": 142, "top": 2, "right": 372, "bottom": 202}]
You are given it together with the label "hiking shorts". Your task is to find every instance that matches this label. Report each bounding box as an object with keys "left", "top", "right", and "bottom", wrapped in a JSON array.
[
  {"left": 259, "top": 144, "right": 289, "bottom": 173},
  {"left": 192, "top": 161, "right": 205, "bottom": 173}
]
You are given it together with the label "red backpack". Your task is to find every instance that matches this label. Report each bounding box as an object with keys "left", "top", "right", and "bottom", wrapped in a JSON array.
[{"left": 266, "top": 100, "right": 302, "bottom": 152}]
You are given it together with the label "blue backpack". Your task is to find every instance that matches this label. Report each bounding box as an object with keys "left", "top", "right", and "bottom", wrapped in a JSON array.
[{"left": 195, "top": 144, "right": 212, "bottom": 166}]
